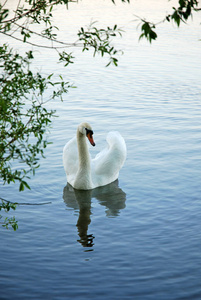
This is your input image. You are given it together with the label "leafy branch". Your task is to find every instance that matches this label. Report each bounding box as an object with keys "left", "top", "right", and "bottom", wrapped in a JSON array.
[
  {"left": 0, "top": 1, "right": 123, "bottom": 66},
  {"left": 136, "top": 0, "right": 201, "bottom": 43},
  {"left": 0, "top": 44, "right": 71, "bottom": 191},
  {"left": 78, "top": 22, "right": 124, "bottom": 66},
  {"left": 0, "top": 200, "right": 18, "bottom": 230}
]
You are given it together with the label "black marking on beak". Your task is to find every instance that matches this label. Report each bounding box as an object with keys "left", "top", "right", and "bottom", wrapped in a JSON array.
[{"left": 85, "top": 128, "right": 93, "bottom": 137}]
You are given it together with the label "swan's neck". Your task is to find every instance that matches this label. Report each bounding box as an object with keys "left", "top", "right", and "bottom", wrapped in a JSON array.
[
  {"left": 74, "top": 130, "right": 92, "bottom": 190},
  {"left": 77, "top": 130, "right": 91, "bottom": 170}
]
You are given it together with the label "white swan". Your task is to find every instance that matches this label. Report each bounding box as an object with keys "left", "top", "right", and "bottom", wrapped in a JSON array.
[{"left": 63, "top": 122, "right": 127, "bottom": 190}]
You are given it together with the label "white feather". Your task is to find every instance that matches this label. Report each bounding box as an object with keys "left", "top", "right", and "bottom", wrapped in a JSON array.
[{"left": 63, "top": 123, "right": 126, "bottom": 190}]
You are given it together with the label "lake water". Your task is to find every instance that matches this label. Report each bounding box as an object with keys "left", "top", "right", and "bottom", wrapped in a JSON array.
[{"left": 1, "top": 1, "right": 201, "bottom": 299}]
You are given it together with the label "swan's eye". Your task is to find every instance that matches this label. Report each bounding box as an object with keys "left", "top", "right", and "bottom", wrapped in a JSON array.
[{"left": 85, "top": 128, "right": 93, "bottom": 137}]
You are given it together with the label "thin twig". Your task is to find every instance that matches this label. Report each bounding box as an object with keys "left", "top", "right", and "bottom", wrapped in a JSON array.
[
  {"left": 0, "top": 197, "right": 52, "bottom": 205},
  {"left": 1, "top": 0, "right": 9, "bottom": 8},
  {"left": 0, "top": 31, "right": 75, "bottom": 49},
  {"left": 14, "top": 22, "right": 78, "bottom": 47}
]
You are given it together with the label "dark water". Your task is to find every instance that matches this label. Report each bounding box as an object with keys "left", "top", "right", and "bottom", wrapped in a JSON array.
[{"left": 1, "top": 1, "right": 201, "bottom": 299}]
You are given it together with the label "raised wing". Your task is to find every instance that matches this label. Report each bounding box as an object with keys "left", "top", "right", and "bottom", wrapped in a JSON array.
[{"left": 91, "top": 132, "right": 126, "bottom": 187}]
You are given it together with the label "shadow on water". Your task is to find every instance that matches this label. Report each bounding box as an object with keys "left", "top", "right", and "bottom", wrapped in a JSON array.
[{"left": 63, "top": 180, "right": 126, "bottom": 251}]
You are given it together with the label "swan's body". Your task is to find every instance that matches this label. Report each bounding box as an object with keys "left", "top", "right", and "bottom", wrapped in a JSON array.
[{"left": 63, "top": 122, "right": 126, "bottom": 190}]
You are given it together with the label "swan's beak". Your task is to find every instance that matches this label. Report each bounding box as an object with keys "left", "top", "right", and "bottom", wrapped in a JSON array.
[{"left": 87, "top": 133, "right": 95, "bottom": 147}]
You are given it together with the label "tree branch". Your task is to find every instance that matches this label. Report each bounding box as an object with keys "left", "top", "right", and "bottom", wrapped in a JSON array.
[
  {"left": 0, "top": 30, "right": 79, "bottom": 49},
  {"left": 0, "top": 197, "right": 51, "bottom": 205}
]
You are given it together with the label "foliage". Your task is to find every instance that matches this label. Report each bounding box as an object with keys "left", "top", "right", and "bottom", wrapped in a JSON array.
[
  {"left": 137, "top": 0, "right": 200, "bottom": 42},
  {"left": 139, "top": 21, "right": 157, "bottom": 43},
  {"left": 0, "top": 44, "right": 70, "bottom": 190},
  {"left": 0, "top": 42, "right": 70, "bottom": 229},
  {"left": 0, "top": 0, "right": 123, "bottom": 66},
  {"left": 78, "top": 23, "right": 123, "bottom": 67},
  {"left": 0, "top": 199, "right": 18, "bottom": 230}
]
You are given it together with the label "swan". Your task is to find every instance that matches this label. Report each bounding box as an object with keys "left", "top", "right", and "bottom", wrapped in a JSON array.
[{"left": 63, "top": 122, "right": 127, "bottom": 190}]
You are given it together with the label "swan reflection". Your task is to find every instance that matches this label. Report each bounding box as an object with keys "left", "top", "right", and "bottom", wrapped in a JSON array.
[{"left": 63, "top": 180, "right": 126, "bottom": 250}]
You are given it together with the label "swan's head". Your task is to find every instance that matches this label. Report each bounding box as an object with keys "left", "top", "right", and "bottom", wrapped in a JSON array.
[{"left": 78, "top": 122, "right": 96, "bottom": 147}]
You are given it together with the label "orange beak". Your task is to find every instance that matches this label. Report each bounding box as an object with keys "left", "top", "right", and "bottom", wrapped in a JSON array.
[{"left": 87, "top": 132, "right": 95, "bottom": 147}]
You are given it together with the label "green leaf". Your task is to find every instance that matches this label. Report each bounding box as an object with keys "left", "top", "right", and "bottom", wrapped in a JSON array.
[
  {"left": 19, "top": 182, "right": 24, "bottom": 191},
  {"left": 23, "top": 181, "right": 31, "bottom": 190}
]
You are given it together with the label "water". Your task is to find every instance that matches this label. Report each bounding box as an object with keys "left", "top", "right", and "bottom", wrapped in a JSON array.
[{"left": 1, "top": 1, "right": 201, "bottom": 299}]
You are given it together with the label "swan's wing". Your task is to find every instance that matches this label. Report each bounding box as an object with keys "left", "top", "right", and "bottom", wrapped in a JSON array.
[
  {"left": 91, "top": 131, "right": 127, "bottom": 186},
  {"left": 63, "top": 136, "right": 79, "bottom": 183}
]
